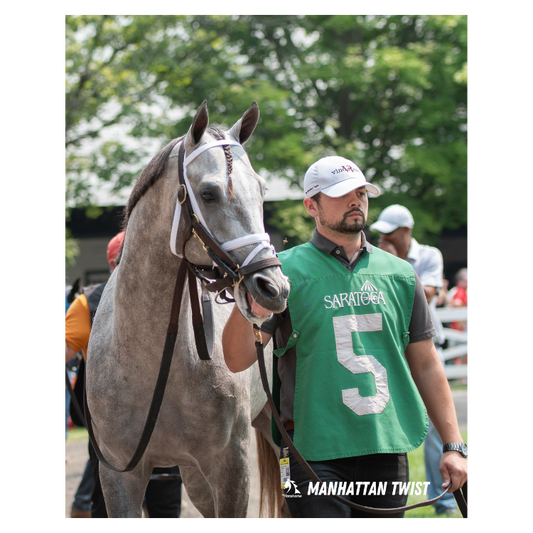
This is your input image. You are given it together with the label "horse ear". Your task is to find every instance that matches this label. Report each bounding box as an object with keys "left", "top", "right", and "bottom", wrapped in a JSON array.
[
  {"left": 229, "top": 102, "right": 260, "bottom": 144},
  {"left": 187, "top": 100, "right": 209, "bottom": 145}
]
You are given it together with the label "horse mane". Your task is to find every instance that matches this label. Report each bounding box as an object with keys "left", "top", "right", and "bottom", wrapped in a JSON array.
[{"left": 122, "top": 135, "right": 184, "bottom": 229}]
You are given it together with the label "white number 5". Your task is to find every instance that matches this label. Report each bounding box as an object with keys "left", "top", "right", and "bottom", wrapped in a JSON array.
[{"left": 332, "top": 314, "right": 389, "bottom": 416}]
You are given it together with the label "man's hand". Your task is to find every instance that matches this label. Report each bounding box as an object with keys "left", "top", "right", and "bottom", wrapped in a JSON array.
[
  {"left": 222, "top": 305, "right": 272, "bottom": 373},
  {"left": 440, "top": 451, "right": 468, "bottom": 493}
]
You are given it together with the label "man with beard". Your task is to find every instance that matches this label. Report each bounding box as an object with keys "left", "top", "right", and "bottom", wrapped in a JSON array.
[{"left": 223, "top": 156, "right": 467, "bottom": 518}]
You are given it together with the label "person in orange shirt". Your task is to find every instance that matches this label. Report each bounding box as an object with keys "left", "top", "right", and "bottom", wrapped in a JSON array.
[{"left": 65, "top": 232, "right": 124, "bottom": 363}]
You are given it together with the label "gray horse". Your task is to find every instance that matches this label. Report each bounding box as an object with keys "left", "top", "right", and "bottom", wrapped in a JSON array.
[{"left": 86, "top": 101, "right": 290, "bottom": 517}]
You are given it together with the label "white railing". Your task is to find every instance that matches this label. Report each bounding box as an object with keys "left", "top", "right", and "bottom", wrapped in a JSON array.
[{"left": 435, "top": 307, "right": 467, "bottom": 380}]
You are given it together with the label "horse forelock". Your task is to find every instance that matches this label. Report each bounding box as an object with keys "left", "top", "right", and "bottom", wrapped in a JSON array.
[{"left": 206, "top": 126, "right": 234, "bottom": 199}]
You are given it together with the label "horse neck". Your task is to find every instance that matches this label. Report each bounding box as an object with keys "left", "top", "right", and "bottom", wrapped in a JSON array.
[{"left": 116, "top": 174, "right": 183, "bottom": 319}]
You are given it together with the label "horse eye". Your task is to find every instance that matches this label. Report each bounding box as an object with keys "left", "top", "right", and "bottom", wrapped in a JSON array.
[{"left": 200, "top": 188, "right": 216, "bottom": 203}]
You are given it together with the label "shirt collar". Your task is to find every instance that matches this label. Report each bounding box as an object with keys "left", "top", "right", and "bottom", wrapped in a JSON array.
[{"left": 310, "top": 228, "right": 373, "bottom": 260}]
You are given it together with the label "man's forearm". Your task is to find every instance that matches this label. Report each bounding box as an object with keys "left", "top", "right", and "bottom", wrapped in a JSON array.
[
  {"left": 222, "top": 305, "right": 271, "bottom": 372},
  {"left": 405, "top": 338, "right": 462, "bottom": 443},
  {"left": 406, "top": 338, "right": 467, "bottom": 492}
]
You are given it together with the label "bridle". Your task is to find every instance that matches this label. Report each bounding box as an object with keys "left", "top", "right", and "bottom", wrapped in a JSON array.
[{"left": 170, "top": 139, "right": 276, "bottom": 271}]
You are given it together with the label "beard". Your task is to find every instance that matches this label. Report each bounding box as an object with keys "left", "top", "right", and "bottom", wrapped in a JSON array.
[{"left": 318, "top": 207, "right": 367, "bottom": 235}]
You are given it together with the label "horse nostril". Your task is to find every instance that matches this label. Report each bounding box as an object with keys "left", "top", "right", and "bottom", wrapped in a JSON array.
[{"left": 254, "top": 276, "right": 281, "bottom": 301}]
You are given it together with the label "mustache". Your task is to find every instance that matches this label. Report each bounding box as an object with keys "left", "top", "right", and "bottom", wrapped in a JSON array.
[{"left": 344, "top": 208, "right": 365, "bottom": 219}]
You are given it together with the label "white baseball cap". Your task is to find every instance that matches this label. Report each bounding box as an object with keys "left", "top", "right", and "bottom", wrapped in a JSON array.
[
  {"left": 303, "top": 156, "right": 380, "bottom": 198},
  {"left": 370, "top": 205, "right": 414, "bottom": 233}
]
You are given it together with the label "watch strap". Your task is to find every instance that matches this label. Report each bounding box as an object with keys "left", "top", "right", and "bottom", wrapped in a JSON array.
[{"left": 443, "top": 442, "right": 467, "bottom": 457}]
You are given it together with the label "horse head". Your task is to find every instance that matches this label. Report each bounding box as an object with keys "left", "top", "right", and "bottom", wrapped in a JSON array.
[{"left": 171, "top": 101, "right": 289, "bottom": 325}]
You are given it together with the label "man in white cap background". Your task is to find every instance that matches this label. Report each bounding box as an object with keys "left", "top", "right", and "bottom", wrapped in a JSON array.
[
  {"left": 222, "top": 156, "right": 467, "bottom": 518},
  {"left": 370, "top": 205, "right": 456, "bottom": 515},
  {"left": 369, "top": 205, "right": 446, "bottom": 356},
  {"left": 370, "top": 205, "right": 444, "bottom": 308}
]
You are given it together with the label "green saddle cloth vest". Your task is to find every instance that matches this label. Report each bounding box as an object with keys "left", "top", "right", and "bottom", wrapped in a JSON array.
[{"left": 272, "top": 243, "right": 428, "bottom": 461}]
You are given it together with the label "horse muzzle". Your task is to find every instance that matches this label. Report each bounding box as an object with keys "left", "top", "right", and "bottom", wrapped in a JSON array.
[
  {"left": 235, "top": 268, "right": 289, "bottom": 325},
  {"left": 248, "top": 270, "right": 289, "bottom": 311}
]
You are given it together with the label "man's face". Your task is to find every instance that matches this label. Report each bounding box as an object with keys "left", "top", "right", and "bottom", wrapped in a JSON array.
[
  {"left": 378, "top": 227, "right": 407, "bottom": 252},
  {"left": 312, "top": 187, "right": 369, "bottom": 235}
]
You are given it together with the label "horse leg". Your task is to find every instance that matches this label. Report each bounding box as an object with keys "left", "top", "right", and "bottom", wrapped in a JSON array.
[
  {"left": 179, "top": 465, "right": 217, "bottom": 517},
  {"left": 200, "top": 431, "right": 251, "bottom": 518},
  {"left": 208, "top": 456, "right": 250, "bottom": 517},
  {"left": 98, "top": 464, "right": 151, "bottom": 518}
]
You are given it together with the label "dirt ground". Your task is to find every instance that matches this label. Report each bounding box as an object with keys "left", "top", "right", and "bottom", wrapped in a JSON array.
[
  {"left": 65, "top": 428, "right": 262, "bottom": 518},
  {"left": 65, "top": 390, "right": 466, "bottom": 518}
]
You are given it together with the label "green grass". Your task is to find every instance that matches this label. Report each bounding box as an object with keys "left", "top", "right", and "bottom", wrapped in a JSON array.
[
  {"left": 66, "top": 427, "right": 88, "bottom": 442},
  {"left": 448, "top": 380, "right": 468, "bottom": 392},
  {"left": 404, "top": 429, "right": 467, "bottom": 518}
]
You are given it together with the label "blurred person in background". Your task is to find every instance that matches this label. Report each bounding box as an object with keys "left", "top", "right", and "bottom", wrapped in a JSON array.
[
  {"left": 370, "top": 205, "right": 459, "bottom": 516},
  {"left": 449, "top": 268, "right": 467, "bottom": 332},
  {"left": 448, "top": 268, "right": 467, "bottom": 369}
]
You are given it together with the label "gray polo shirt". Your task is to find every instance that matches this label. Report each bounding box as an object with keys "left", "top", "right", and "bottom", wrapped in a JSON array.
[{"left": 262, "top": 229, "right": 436, "bottom": 425}]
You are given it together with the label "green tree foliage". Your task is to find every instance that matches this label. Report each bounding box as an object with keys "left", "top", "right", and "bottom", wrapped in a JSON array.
[
  {"left": 66, "top": 15, "right": 466, "bottom": 248},
  {"left": 65, "top": 228, "right": 80, "bottom": 267}
]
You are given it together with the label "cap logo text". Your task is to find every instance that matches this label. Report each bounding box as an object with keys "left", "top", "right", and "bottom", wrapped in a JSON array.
[{"left": 332, "top": 165, "right": 360, "bottom": 175}]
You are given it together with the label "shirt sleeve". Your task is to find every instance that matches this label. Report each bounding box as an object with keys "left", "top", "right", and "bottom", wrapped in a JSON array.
[
  {"left": 65, "top": 294, "right": 92, "bottom": 358},
  {"left": 416, "top": 247, "right": 444, "bottom": 289},
  {"left": 408, "top": 273, "right": 437, "bottom": 343}
]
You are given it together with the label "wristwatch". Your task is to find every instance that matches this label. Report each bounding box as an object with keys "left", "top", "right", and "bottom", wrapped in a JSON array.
[{"left": 442, "top": 442, "right": 468, "bottom": 458}]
